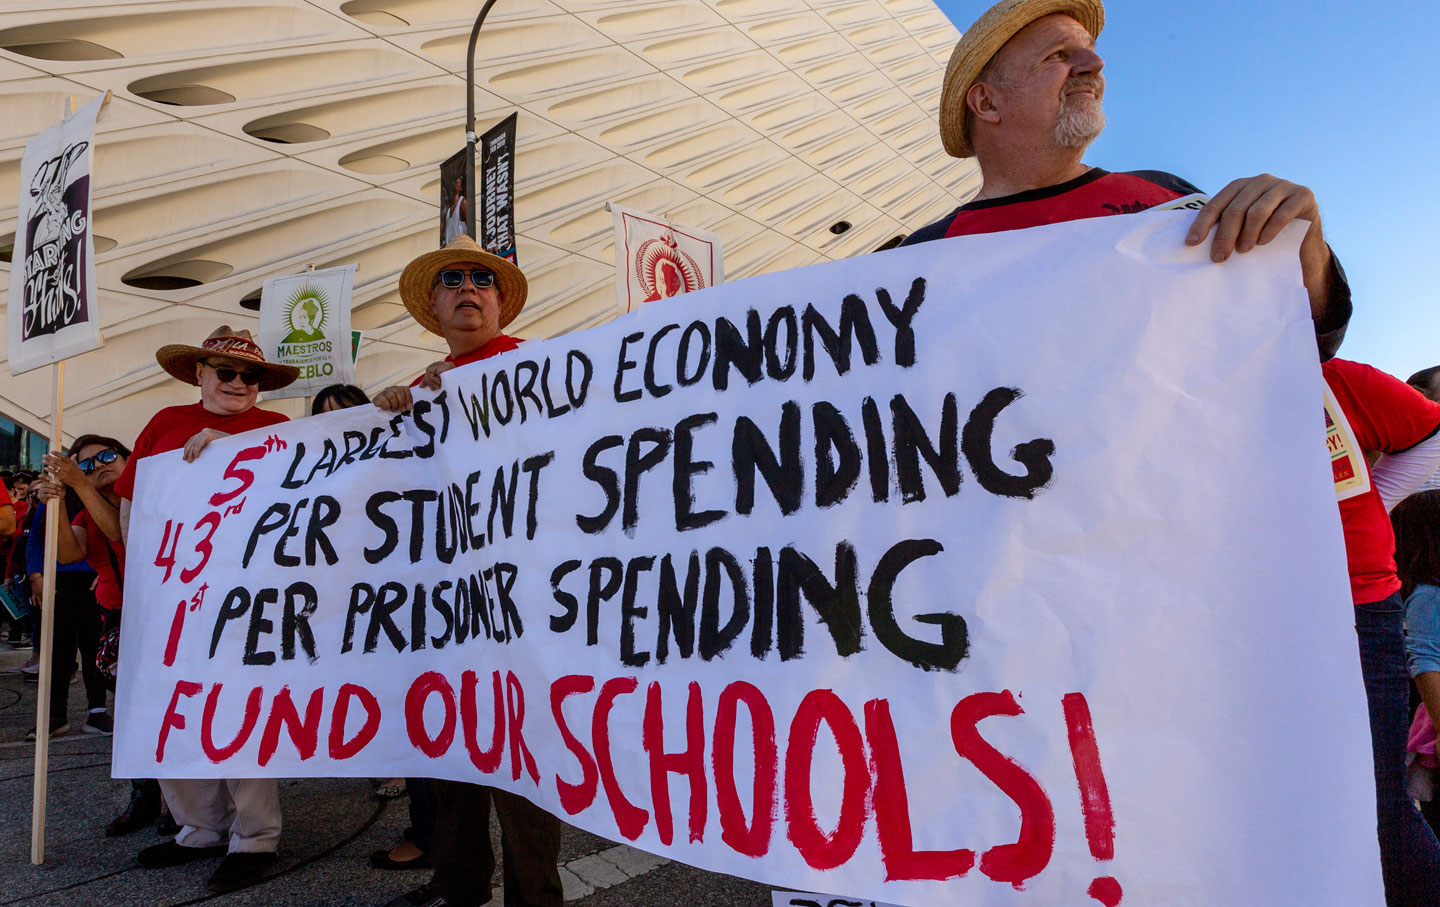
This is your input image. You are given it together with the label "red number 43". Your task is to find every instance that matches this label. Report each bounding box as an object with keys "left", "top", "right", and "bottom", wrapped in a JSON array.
[{"left": 152, "top": 512, "right": 220, "bottom": 584}]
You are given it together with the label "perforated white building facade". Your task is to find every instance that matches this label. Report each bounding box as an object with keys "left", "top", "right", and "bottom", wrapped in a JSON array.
[{"left": 0, "top": 0, "right": 978, "bottom": 445}]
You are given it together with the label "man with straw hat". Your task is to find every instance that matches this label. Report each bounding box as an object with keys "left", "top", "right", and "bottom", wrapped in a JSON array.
[
  {"left": 112, "top": 325, "right": 296, "bottom": 893},
  {"left": 901, "top": 0, "right": 1351, "bottom": 361},
  {"left": 374, "top": 233, "right": 528, "bottom": 415},
  {"left": 378, "top": 235, "right": 563, "bottom": 907}
]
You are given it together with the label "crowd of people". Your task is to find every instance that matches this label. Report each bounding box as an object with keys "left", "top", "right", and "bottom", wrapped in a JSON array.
[{"left": 2, "top": 0, "right": 1438, "bottom": 903}]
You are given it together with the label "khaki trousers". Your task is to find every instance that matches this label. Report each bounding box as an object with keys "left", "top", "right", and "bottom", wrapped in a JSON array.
[{"left": 161, "top": 778, "right": 281, "bottom": 853}]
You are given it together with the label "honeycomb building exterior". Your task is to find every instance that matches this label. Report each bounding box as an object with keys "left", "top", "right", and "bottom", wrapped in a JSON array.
[{"left": 0, "top": 0, "right": 979, "bottom": 452}]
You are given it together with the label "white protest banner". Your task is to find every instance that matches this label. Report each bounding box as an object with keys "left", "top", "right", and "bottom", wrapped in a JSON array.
[
  {"left": 116, "top": 212, "right": 1381, "bottom": 906},
  {"left": 7, "top": 93, "right": 105, "bottom": 375},
  {"left": 257, "top": 265, "right": 357, "bottom": 398},
  {"left": 611, "top": 203, "right": 722, "bottom": 316}
]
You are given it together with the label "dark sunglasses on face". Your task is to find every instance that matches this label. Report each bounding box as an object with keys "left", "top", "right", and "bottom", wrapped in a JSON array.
[
  {"left": 79, "top": 449, "right": 119, "bottom": 474},
  {"left": 435, "top": 269, "right": 495, "bottom": 290},
  {"left": 205, "top": 362, "right": 262, "bottom": 386}
]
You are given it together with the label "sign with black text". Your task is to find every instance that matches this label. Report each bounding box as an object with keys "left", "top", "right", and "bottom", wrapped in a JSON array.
[
  {"left": 257, "top": 265, "right": 357, "bottom": 399},
  {"left": 480, "top": 113, "right": 517, "bottom": 264},
  {"left": 116, "top": 214, "right": 1381, "bottom": 905},
  {"left": 7, "top": 93, "right": 105, "bottom": 375}
]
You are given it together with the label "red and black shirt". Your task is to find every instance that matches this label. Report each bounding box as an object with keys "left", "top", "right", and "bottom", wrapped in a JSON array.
[{"left": 900, "top": 168, "right": 1351, "bottom": 360}]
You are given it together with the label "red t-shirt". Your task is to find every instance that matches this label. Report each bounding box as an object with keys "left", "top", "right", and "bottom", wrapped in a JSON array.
[
  {"left": 0, "top": 483, "right": 11, "bottom": 567},
  {"left": 74, "top": 509, "right": 125, "bottom": 610},
  {"left": 114, "top": 402, "right": 289, "bottom": 499},
  {"left": 409, "top": 334, "right": 522, "bottom": 386},
  {"left": 936, "top": 169, "right": 1206, "bottom": 238},
  {"left": 899, "top": 168, "right": 1352, "bottom": 361},
  {"left": 1323, "top": 358, "right": 1440, "bottom": 603}
]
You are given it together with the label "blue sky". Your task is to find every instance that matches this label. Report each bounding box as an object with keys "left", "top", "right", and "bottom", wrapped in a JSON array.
[{"left": 931, "top": 0, "right": 1438, "bottom": 380}]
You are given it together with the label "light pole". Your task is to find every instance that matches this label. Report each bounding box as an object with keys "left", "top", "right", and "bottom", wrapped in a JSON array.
[{"left": 464, "top": 0, "right": 502, "bottom": 241}]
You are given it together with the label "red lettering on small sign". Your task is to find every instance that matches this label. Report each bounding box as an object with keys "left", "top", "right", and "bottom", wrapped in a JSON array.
[
  {"left": 951, "top": 691, "right": 1055, "bottom": 890},
  {"left": 1088, "top": 875, "right": 1123, "bottom": 906},
  {"left": 506, "top": 671, "right": 540, "bottom": 784},
  {"left": 259, "top": 685, "right": 325, "bottom": 765},
  {"left": 644, "top": 680, "right": 706, "bottom": 846},
  {"left": 156, "top": 680, "right": 202, "bottom": 762},
  {"left": 200, "top": 682, "right": 262, "bottom": 763},
  {"left": 713, "top": 681, "right": 777, "bottom": 858},
  {"left": 594, "top": 676, "right": 648, "bottom": 840},
  {"left": 405, "top": 672, "right": 457, "bottom": 758},
  {"left": 162, "top": 600, "right": 187, "bottom": 667},
  {"left": 210, "top": 444, "right": 267, "bottom": 507},
  {"left": 180, "top": 511, "right": 221, "bottom": 584},
  {"left": 784, "top": 689, "right": 870, "bottom": 871},
  {"left": 551, "top": 675, "right": 599, "bottom": 815},
  {"left": 865, "top": 697, "right": 976, "bottom": 881},
  {"left": 1063, "top": 692, "right": 1116, "bottom": 860},
  {"left": 154, "top": 520, "right": 182, "bottom": 583},
  {"left": 462, "top": 669, "right": 506, "bottom": 774},
  {"left": 329, "top": 684, "right": 380, "bottom": 760}
]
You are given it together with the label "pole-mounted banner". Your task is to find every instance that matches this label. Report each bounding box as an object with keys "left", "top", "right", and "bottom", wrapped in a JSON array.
[
  {"left": 480, "top": 112, "right": 518, "bottom": 265},
  {"left": 609, "top": 203, "right": 723, "bottom": 317},
  {"left": 439, "top": 148, "right": 469, "bottom": 246},
  {"left": 7, "top": 92, "right": 106, "bottom": 376}
]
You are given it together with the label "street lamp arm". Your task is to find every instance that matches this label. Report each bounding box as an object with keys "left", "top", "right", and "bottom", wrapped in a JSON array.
[
  {"left": 464, "top": 0, "right": 503, "bottom": 242},
  {"left": 466, "top": 0, "right": 502, "bottom": 138}
]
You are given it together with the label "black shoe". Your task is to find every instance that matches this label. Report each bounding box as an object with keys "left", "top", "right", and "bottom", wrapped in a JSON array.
[
  {"left": 384, "top": 881, "right": 472, "bottom": 907},
  {"left": 155, "top": 811, "right": 180, "bottom": 836},
  {"left": 206, "top": 851, "right": 279, "bottom": 893},
  {"left": 137, "top": 839, "right": 227, "bottom": 868},
  {"left": 106, "top": 787, "right": 160, "bottom": 837},
  {"left": 84, "top": 711, "right": 114, "bottom": 735}
]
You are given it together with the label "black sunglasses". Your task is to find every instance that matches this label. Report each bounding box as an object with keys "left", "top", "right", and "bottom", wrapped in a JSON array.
[
  {"left": 79, "top": 449, "right": 119, "bottom": 474},
  {"left": 205, "top": 362, "right": 263, "bottom": 386},
  {"left": 435, "top": 269, "right": 495, "bottom": 290}
]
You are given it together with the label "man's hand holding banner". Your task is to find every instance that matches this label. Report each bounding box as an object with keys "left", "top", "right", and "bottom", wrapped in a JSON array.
[{"left": 117, "top": 213, "right": 1382, "bottom": 905}]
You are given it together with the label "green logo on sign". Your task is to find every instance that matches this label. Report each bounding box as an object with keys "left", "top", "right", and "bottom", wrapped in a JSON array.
[{"left": 281, "top": 282, "right": 329, "bottom": 344}]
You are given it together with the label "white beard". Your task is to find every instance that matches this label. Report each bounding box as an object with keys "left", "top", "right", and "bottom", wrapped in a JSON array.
[{"left": 1054, "top": 90, "right": 1105, "bottom": 149}]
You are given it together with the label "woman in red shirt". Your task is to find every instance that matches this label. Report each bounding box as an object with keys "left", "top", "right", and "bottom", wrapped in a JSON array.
[
  {"left": 38, "top": 435, "right": 129, "bottom": 635},
  {"left": 35, "top": 434, "right": 165, "bottom": 837}
]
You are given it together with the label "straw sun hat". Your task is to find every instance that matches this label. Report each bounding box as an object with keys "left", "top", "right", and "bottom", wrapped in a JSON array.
[
  {"left": 399, "top": 234, "right": 528, "bottom": 337},
  {"left": 155, "top": 326, "right": 299, "bottom": 392},
  {"left": 938, "top": 0, "right": 1105, "bottom": 158}
]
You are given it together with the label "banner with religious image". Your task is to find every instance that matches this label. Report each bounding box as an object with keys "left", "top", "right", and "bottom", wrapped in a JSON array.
[
  {"left": 7, "top": 93, "right": 106, "bottom": 375},
  {"left": 439, "top": 147, "right": 469, "bottom": 245},
  {"left": 257, "top": 264, "right": 356, "bottom": 399},
  {"left": 610, "top": 203, "right": 723, "bottom": 316},
  {"left": 117, "top": 214, "right": 1380, "bottom": 905}
]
